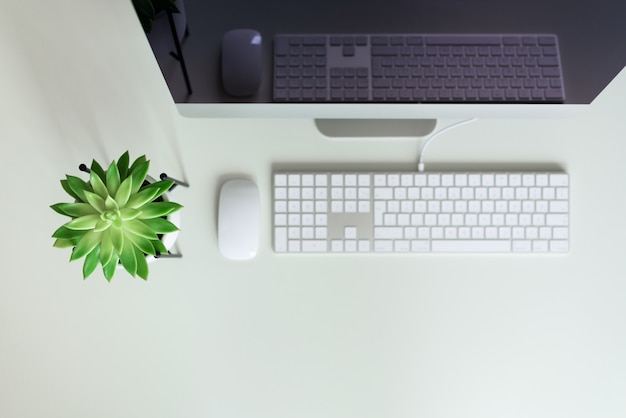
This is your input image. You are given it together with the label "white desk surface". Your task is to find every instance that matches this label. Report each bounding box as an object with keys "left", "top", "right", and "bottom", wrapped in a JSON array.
[{"left": 1, "top": 1, "right": 626, "bottom": 417}]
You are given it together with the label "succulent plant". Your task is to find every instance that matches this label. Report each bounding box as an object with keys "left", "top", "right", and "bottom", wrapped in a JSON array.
[{"left": 51, "top": 152, "right": 182, "bottom": 281}]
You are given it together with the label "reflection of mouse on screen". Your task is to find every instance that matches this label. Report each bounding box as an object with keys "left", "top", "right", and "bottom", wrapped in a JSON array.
[{"left": 221, "top": 29, "right": 263, "bottom": 97}]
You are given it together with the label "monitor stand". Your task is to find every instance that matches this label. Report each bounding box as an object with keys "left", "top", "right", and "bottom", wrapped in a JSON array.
[{"left": 315, "top": 119, "right": 437, "bottom": 138}]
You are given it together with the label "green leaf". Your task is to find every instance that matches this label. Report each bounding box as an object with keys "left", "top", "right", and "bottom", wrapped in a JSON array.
[
  {"left": 125, "top": 187, "right": 160, "bottom": 209},
  {"left": 90, "top": 169, "right": 109, "bottom": 199},
  {"left": 99, "top": 229, "right": 114, "bottom": 266},
  {"left": 152, "top": 239, "right": 167, "bottom": 255},
  {"left": 117, "top": 151, "right": 130, "bottom": 181},
  {"left": 140, "top": 218, "right": 179, "bottom": 234},
  {"left": 83, "top": 245, "right": 101, "bottom": 279},
  {"left": 106, "top": 161, "right": 121, "bottom": 196},
  {"left": 90, "top": 159, "right": 107, "bottom": 182},
  {"left": 64, "top": 214, "right": 101, "bottom": 230},
  {"left": 114, "top": 175, "right": 133, "bottom": 207},
  {"left": 141, "top": 180, "right": 173, "bottom": 199},
  {"left": 84, "top": 191, "right": 106, "bottom": 213},
  {"left": 93, "top": 219, "right": 112, "bottom": 232},
  {"left": 130, "top": 161, "right": 150, "bottom": 195},
  {"left": 110, "top": 227, "right": 124, "bottom": 254},
  {"left": 125, "top": 230, "right": 157, "bottom": 256},
  {"left": 137, "top": 202, "right": 182, "bottom": 219},
  {"left": 105, "top": 195, "right": 119, "bottom": 211},
  {"left": 70, "top": 230, "right": 103, "bottom": 261},
  {"left": 135, "top": 247, "right": 149, "bottom": 280},
  {"left": 53, "top": 238, "right": 78, "bottom": 248},
  {"left": 51, "top": 202, "right": 98, "bottom": 218},
  {"left": 103, "top": 253, "right": 119, "bottom": 282},
  {"left": 52, "top": 225, "right": 87, "bottom": 240},
  {"left": 119, "top": 238, "right": 137, "bottom": 277},
  {"left": 128, "top": 154, "right": 147, "bottom": 174},
  {"left": 123, "top": 219, "right": 159, "bottom": 240},
  {"left": 120, "top": 208, "right": 141, "bottom": 221},
  {"left": 66, "top": 175, "right": 92, "bottom": 202},
  {"left": 61, "top": 179, "right": 81, "bottom": 201}
]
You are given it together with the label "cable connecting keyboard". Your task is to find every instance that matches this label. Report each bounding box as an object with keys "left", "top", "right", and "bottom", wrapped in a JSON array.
[
  {"left": 273, "top": 172, "right": 569, "bottom": 254},
  {"left": 273, "top": 33, "right": 565, "bottom": 103}
]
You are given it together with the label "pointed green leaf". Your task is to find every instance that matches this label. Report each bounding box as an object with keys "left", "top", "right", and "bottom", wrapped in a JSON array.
[
  {"left": 99, "top": 229, "right": 114, "bottom": 266},
  {"left": 53, "top": 238, "right": 77, "bottom": 249},
  {"left": 140, "top": 218, "right": 179, "bottom": 234},
  {"left": 52, "top": 225, "right": 87, "bottom": 240},
  {"left": 119, "top": 238, "right": 137, "bottom": 277},
  {"left": 64, "top": 214, "right": 101, "bottom": 230},
  {"left": 130, "top": 161, "right": 150, "bottom": 195},
  {"left": 93, "top": 219, "right": 112, "bottom": 232},
  {"left": 70, "top": 230, "right": 103, "bottom": 261},
  {"left": 106, "top": 161, "right": 121, "bottom": 196},
  {"left": 123, "top": 219, "right": 159, "bottom": 240},
  {"left": 125, "top": 187, "right": 160, "bottom": 209},
  {"left": 83, "top": 191, "right": 106, "bottom": 213},
  {"left": 110, "top": 227, "right": 124, "bottom": 254},
  {"left": 117, "top": 151, "right": 130, "bottom": 180},
  {"left": 51, "top": 202, "right": 98, "bottom": 218},
  {"left": 90, "top": 169, "right": 109, "bottom": 199},
  {"left": 114, "top": 175, "right": 133, "bottom": 207},
  {"left": 90, "top": 159, "right": 107, "bottom": 182},
  {"left": 103, "top": 253, "right": 119, "bottom": 281},
  {"left": 128, "top": 155, "right": 147, "bottom": 174},
  {"left": 152, "top": 239, "right": 167, "bottom": 255},
  {"left": 83, "top": 245, "right": 101, "bottom": 279},
  {"left": 137, "top": 202, "right": 182, "bottom": 219},
  {"left": 105, "top": 195, "right": 119, "bottom": 211},
  {"left": 125, "top": 230, "right": 157, "bottom": 256},
  {"left": 142, "top": 180, "right": 173, "bottom": 199},
  {"left": 60, "top": 179, "right": 81, "bottom": 201},
  {"left": 120, "top": 208, "right": 141, "bottom": 221},
  {"left": 135, "top": 247, "right": 149, "bottom": 280},
  {"left": 66, "top": 175, "right": 92, "bottom": 202}
]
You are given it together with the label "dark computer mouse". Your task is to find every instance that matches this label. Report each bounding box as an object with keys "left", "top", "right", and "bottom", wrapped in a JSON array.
[{"left": 221, "top": 29, "right": 263, "bottom": 97}]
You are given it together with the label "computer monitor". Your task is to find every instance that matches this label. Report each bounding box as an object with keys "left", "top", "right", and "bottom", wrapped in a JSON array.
[{"left": 139, "top": 0, "right": 624, "bottom": 123}]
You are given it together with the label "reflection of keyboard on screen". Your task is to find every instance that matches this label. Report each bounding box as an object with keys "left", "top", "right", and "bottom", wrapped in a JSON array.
[
  {"left": 273, "top": 172, "right": 570, "bottom": 254},
  {"left": 273, "top": 34, "right": 565, "bottom": 103}
]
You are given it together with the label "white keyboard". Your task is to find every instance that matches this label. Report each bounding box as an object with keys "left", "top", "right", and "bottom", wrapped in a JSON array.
[{"left": 273, "top": 172, "right": 569, "bottom": 253}]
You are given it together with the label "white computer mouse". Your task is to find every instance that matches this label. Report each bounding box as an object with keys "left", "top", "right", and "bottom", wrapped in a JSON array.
[{"left": 218, "top": 179, "right": 260, "bottom": 260}]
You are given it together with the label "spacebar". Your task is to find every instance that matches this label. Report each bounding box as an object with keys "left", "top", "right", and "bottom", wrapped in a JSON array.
[
  {"left": 426, "top": 35, "right": 502, "bottom": 45},
  {"left": 432, "top": 240, "right": 511, "bottom": 252}
]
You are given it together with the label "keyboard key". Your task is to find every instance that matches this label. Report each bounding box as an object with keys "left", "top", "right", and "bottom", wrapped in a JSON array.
[
  {"left": 512, "top": 240, "right": 532, "bottom": 252},
  {"left": 375, "top": 227, "right": 404, "bottom": 239},
  {"left": 549, "top": 240, "right": 569, "bottom": 252},
  {"left": 275, "top": 227, "right": 287, "bottom": 252},
  {"left": 374, "top": 240, "right": 394, "bottom": 252},
  {"left": 432, "top": 240, "right": 511, "bottom": 252},
  {"left": 302, "top": 240, "right": 328, "bottom": 252},
  {"left": 549, "top": 201, "right": 568, "bottom": 213},
  {"left": 546, "top": 214, "right": 568, "bottom": 226}
]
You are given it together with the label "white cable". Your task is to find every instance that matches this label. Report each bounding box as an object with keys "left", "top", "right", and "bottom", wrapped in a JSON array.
[{"left": 417, "top": 118, "right": 478, "bottom": 172}]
